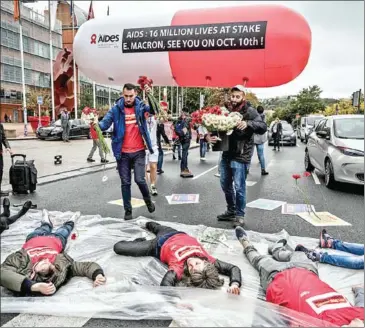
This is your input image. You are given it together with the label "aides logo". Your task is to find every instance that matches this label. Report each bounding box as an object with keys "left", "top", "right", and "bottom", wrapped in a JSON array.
[{"left": 90, "top": 33, "right": 120, "bottom": 48}]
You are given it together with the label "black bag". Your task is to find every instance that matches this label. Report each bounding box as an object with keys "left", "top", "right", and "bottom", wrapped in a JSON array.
[{"left": 9, "top": 154, "right": 37, "bottom": 194}]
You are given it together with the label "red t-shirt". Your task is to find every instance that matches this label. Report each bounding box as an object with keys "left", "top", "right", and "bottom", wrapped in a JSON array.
[
  {"left": 122, "top": 107, "right": 145, "bottom": 153},
  {"left": 160, "top": 233, "right": 216, "bottom": 279},
  {"left": 90, "top": 124, "right": 98, "bottom": 140},
  {"left": 266, "top": 268, "right": 364, "bottom": 326},
  {"left": 22, "top": 236, "right": 63, "bottom": 265}
]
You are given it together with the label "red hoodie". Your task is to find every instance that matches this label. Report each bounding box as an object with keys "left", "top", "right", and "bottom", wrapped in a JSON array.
[
  {"left": 266, "top": 268, "right": 364, "bottom": 326},
  {"left": 160, "top": 233, "right": 216, "bottom": 279},
  {"left": 22, "top": 236, "right": 63, "bottom": 265}
]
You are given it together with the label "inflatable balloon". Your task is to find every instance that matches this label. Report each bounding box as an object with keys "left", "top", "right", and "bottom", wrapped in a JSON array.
[{"left": 73, "top": 5, "right": 311, "bottom": 88}]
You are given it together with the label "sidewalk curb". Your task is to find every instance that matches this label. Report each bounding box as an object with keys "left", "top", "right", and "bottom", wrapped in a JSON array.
[
  {"left": 8, "top": 137, "right": 38, "bottom": 141},
  {"left": 2, "top": 144, "right": 199, "bottom": 191}
]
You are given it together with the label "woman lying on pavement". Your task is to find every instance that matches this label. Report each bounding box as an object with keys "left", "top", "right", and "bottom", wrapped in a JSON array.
[
  {"left": 1, "top": 210, "right": 106, "bottom": 296},
  {"left": 296, "top": 229, "right": 364, "bottom": 270},
  {"left": 0, "top": 198, "right": 33, "bottom": 234},
  {"left": 235, "top": 226, "right": 364, "bottom": 327},
  {"left": 114, "top": 220, "right": 242, "bottom": 293}
]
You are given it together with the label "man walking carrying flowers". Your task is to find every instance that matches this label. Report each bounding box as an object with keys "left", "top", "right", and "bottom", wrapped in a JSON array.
[{"left": 96, "top": 83, "right": 156, "bottom": 221}]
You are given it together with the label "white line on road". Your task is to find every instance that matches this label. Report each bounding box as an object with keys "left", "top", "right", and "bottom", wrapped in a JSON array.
[
  {"left": 296, "top": 144, "right": 300, "bottom": 147},
  {"left": 192, "top": 165, "right": 218, "bottom": 180},
  {"left": 312, "top": 171, "right": 321, "bottom": 185}
]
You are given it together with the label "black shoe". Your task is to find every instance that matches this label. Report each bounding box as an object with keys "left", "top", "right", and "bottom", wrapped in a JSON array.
[
  {"left": 87, "top": 158, "right": 95, "bottom": 163},
  {"left": 101, "top": 159, "right": 109, "bottom": 163},
  {"left": 273, "top": 148, "right": 276, "bottom": 151},
  {"left": 173, "top": 156, "right": 176, "bottom": 160},
  {"left": 124, "top": 209, "right": 133, "bottom": 221},
  {"left": 295, "top": 244, "right": 308, "bottom": 253},
  {"left": 217, "top": 211, "right": 236, "bottom": 221},
  {"left": 144, "top": 198, "right": 155, "bottom": 213},
  {"left": 157, "top": 169, "right": 164, "bottom": 175},
  {"left": 261, "top": 169, "right": 269, "bottom": 176},
  {"left": 178, "top": 157, "right": 182, "bottom": 161}
]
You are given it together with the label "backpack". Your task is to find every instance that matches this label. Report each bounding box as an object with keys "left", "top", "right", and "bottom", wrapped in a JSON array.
[{"left": 174, "top": 120, "right": 186, "bottom": 137}]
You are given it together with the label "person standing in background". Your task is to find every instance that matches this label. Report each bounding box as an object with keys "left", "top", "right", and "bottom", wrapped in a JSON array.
[
  {"left": 198, "top": 124, "right": 208, "bottom": 161},
  {"left": 156, "top": 118, "right": 170, "bottom": 175},
  {"left": 175, "top": 110, "right": 193, "bottom": 178},
  {"left": 60, "top": 108, "right": 71, "bottom": 143},
  {"left": 271, "top": 118, "right": 283, "bottom": 151},
  {"left": 145, "top": 113, "right": 159, "bottom": 196},
  {"left": 0, "top": 123, "right": 13, "bottom": 196},
  {"left": 87, "top": 116, "right": 108, "bottom": 164},
  {"left": 247, "top": 105, "right": 269, "bottom": 176},
  {"left": 170, "top": 120, "right": 182, "bottom": 161}
]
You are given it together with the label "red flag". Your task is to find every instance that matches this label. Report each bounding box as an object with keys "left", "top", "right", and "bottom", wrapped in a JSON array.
[
  {"left": 13, "top": 0, "right": 20, "bottom": 21},
  {"left": 87, "top": 0, "right": 94, "bottom": 20}
]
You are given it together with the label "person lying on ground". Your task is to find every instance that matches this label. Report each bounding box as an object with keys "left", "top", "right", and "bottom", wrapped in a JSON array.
[
  {"left": 296, "top": 229, "right": 364, "bottom": 270},
  {"left": 235, "top": 227, "right": 364, "bottom": 327},
  {"left": 0, "top": 198, "right": 33, "bottom": 234},
  {"left": 114, "top": 220, "right": 241, "bottom": 293},
  {"left": 1, "top": 210, "right": 106, "bottom": 296}
]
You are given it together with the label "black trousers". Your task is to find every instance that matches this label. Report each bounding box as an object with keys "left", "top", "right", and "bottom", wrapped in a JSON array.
[
  {"left": 0, "top": 154, "right": 3, "bottom": 188},
  {"left": 113, "top": 222, "right": 177, "bottom": 258},
  {"left": 273, "top": 133, "right": 281, "bottom": 149}
]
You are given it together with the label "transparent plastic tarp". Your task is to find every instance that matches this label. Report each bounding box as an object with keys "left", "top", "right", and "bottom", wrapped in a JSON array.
[{"left": 1, "top": 209, "right": 362, "bottom": 327}]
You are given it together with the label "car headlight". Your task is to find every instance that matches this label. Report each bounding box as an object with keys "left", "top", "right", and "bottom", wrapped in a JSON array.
[{"left": 338, "top": 147, "right": 364, "bottom": 157}]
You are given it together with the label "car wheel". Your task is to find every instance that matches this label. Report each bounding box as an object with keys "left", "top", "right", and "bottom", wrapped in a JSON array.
[
  {"left": 325, "top": 159, "right": 336, "bottom": 189},
  {"left": 304, "top": 151, "right": 315, "bottom": 172}
]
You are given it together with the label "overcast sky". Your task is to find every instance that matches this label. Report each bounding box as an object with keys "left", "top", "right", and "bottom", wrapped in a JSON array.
[{"left": 29, "top": 1, "right": 364, "bottom": 99}]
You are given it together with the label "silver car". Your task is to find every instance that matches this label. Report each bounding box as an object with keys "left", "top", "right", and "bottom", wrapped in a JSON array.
[{"left": 304, "top": 115, "right": 364, "bottom": 188}]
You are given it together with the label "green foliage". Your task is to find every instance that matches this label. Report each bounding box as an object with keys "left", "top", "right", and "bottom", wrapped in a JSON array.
[
  {"left": 79, "top": 90, "right": 93, "bottom": 111},
  {"left": 289, "top": 85, "right": 325, "bottom": 117}
]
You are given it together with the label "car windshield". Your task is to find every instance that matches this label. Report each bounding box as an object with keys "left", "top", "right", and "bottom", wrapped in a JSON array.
[
  {"left": 334, "top": 118, "right": 364, "bottom": 139},
  {"left": 282, "top": 124, "right": 293, "bottom": 132},
  {"left": 53, "top": 120, "right": 61, "bottom": 127},
  {"left": 307, "top": 116, "right": 324, "bottom": 126}
]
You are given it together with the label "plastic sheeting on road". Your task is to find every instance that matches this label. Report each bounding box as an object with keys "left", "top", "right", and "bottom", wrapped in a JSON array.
[{"left": 1, "top": 209, "right": 363, "bottom": 327}]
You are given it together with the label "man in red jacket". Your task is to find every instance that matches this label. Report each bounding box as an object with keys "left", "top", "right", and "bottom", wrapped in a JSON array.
[
  {"left": 87, "top": 116, "right": 108, "bottom": 163},
  {"left": 235, "top": 227, "right": 364, "bottom": 327}
]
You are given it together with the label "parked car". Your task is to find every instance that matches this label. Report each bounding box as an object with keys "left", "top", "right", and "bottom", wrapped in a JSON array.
[
  {"left": 36, "top": 119, "right": 91, "bottom": 140},
  {"left": 268, "top": 121, "right": 296, "bottom": 146},
  {"left": 304, "top": 115, "right": 364, "bottom": 189},
  {"left": 298, "top": 115, "right": 325, "bottom": 143}
]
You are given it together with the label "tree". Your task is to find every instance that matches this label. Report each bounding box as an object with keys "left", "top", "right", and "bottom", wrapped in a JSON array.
[
  {"left": 79, "top": 90, "right": 93, "bottom": 111},
  {"left": 289, "top": 85, "right": 326, "bottom": 117},
  {"left": 324, "top": 98, "right": 364, "bottom": 116},
  {"left": 26, "top": 87, "right": 51, "bottom": 116}
]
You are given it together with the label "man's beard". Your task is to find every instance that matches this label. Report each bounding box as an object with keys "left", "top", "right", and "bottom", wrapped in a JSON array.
[
  {"left": 229, "top": 100, "right": 244, "bottom": 111},
  {"left": 124, "top": 102, "right": 134, "bottom": 108}
]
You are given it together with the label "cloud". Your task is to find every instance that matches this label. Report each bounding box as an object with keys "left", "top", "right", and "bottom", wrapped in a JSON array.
[{"left": 26, "top": 1, "right": 364, "bottom": 99}]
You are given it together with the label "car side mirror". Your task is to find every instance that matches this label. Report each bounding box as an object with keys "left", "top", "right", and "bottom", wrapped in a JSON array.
[{"left": 316, "top": 130, "right": 329, "bottom": 139}]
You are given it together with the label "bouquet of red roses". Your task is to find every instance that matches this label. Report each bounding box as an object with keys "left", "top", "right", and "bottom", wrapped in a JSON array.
[{"left": 137, "top": 76, "right": 168, "bottom": 121}]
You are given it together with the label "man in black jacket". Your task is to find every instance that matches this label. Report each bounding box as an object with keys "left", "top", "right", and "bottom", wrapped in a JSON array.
[
  {"left": 210, "top": 85, "right": 267, "bottom": 227},
  {"left": 0, "top": 123, "right": 13, "bottom": 196}
]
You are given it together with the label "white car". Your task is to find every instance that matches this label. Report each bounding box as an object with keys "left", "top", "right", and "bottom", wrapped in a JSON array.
[
  {"left": 304, "top": 115, "right": 364, "bottom": 188},
  {"left": 299, "top": 115, "right": 325, "bottom": 143}
]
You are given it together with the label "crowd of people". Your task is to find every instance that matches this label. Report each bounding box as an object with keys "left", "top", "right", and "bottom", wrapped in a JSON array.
[{"left": 0, "top": 82, "right": 363, "bottom": 327}]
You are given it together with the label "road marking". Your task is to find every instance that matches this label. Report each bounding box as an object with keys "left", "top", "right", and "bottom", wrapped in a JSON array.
[
  {"left": 296, "top": 144, "right": 300, "bottom": 147},
  {"left": 312, "top": 171, "right": 321, "bottom": 185},
  {"left": 192, "top": 165, "right": 218, "bottom": 180},
  {"left": 2, "top": 314, "right": 90, "bottom": 327},
  {"left": 246, "top": 181, "right": 257, "bottom": 187}
]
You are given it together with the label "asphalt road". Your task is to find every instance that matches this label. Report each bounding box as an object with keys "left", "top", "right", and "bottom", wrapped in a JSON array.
[{"left": 2, "top": 140, "right": 364, "bottom": 327}]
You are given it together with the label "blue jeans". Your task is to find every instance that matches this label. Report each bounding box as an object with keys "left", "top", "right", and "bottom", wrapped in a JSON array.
[
  {"left": 26, "top": 222, "right": 73, "bottom": 250},
  {"left": 157, "top": 147, "right": 164, "bottom": 171},
  {"left": 180, "top": 141, "right": 190, "bottom": 171},
  {"left": 200, "top": 140, "right": 207, "bottom": 158},
  {"left": 247, "top": 144, "right": 266, "bottom": 171},
  {"left": 320, "top": 240, "right": 364, "bottom": 270},
  {"left": 118, "top": 150, "right": 151, "bottom": 211},
  {"left": 220, "top": 158, "right": 248, "bottom": 217}
]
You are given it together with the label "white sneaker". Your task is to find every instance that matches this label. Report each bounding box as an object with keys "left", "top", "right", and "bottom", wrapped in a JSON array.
[
  {"left": 41, "top": 209, "right": 53, "bottom": 227},
  {"left": 151, "top": 184, "right": 158, "bottom": 196},
  {"left": 200, "top": 158, "right": 206, "bottom": 161},
  {"left": 214, "top": 173, "right": 221, "bottom": 177},
  {"left": 68, "top": 211, "right": 81, "bottom": 223},
  {"left": 136, "top": 218, "right": 149, "bottom": 229}
]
